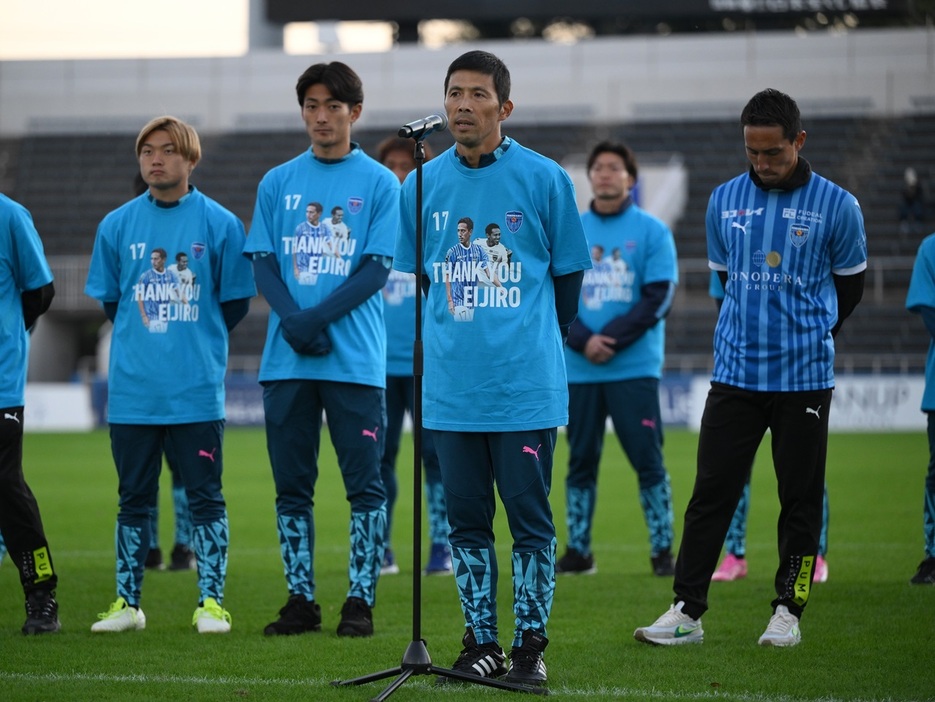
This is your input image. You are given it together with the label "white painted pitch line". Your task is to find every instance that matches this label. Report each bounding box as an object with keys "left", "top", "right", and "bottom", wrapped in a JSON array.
[
  {"left": 0, "top": 673, "right": 919, "bottom": 702},
  {"left": 0, "top": 671, "right": 329, "bottom": 688}
]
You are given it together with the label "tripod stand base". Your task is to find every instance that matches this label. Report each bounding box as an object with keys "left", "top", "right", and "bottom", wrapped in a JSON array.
[{"left": 331, "top": 639, "right": 549, "bottom": 700}]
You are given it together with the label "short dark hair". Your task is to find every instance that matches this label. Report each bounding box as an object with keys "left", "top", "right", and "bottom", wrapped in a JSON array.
[
  {"left": 295, "top": 62, "right": 364, "bottom": 107},
  {"left": 457, "top": 216, "right": 474, "bottom": 231},
  {"left": 586, "top": 141, "right": 638, "bottom": 182},
  {"left": 741, "top": 88, "right": 802, "bottom": 142},
  {"left": 444, "top": 50, "right": 511, "bottom": 106},
  {"left": 485, "top": 222, "right": 500, "bottom": 235}
]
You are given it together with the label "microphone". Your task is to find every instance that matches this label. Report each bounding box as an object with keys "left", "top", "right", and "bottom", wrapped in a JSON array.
[{"left": 398, "top": 113, "right": 448, "bottom": 139}]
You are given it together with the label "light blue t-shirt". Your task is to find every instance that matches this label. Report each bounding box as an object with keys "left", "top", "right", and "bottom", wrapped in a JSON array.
[
  {"left": 706, "top": 169, "right": 868, "bottom": 392},
  {"left": 0, "top": 194, "right": 53, "bottom": 408},
  {"left": 244, "top": 146, "right": 399, "bottom": 387},
  {"left": 394, "top": 140, "right": 592, "bottom": 432},
  {"left": 565, "top": 204, "right": 678, "bottom": 383},
  {"left": 383, "top": 270, "right": 420, "bottom": 377},
  {"left": 907, "top": 233, "right": 935, "bottom": 411},
  {"left": 85, "top": 188, "right": 256, "bottom": 424}
]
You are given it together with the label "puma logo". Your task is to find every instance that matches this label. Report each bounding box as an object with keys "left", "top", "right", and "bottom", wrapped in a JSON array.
[
  {"left": 198, "top": 448, "right": 217, "bottom": 463},
  {"left": 362, "top": 426, "right": 379, "bottom": 442},
  {"left": 641, "top": 418, "right": 656, "bottom": 430},
  {"left": 522, "top": 444, "right": 541, "bottom": 460},
  {"left": 805, "top": 406, "right": 821, "bottom": 419},
  {"left": 4, "top": 412, "right": 20, "bottom": 424},
  {"left": 731, "top": 221, "right": 748, "bottom": 235}
]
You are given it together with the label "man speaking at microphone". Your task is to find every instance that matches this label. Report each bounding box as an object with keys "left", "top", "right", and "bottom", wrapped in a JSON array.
[
  {"left": 398, "top": 113, "right": 448, "bottom": 140},
  {"left": 394, "top": 50, "right": 590, "bottom": 687}
]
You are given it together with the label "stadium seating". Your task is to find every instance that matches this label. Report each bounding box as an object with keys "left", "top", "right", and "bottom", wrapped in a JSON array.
[{"left": 6, "top": 115, "right": 933, "bottom": 376}]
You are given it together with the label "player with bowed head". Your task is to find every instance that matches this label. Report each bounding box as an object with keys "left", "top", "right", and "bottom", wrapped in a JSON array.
[{"left": 634, "top": 88, "right": 866, "bottom": 648}]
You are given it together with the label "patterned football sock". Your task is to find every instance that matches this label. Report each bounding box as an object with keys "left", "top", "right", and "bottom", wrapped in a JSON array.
[
  {"left": 565, "top": 485, "right": 594, "bottom": 555},
  {"left": 193, "top": 515, "right": 229, "bottom": 603},
  {"left": 348, "top": 507, "right": 386, "bottom": 606},
  {"left": 276, "top": 513, "right": 315, "bottom": 601},
  {"left": 424, "top": 481, "right": 450, "bottom": 545},
  {"left": 451, "top": 544, "right": 499, "bottom": 645},
  {"left": 116, "top": 522, "right": 147, "bottom": 607},
  {"left": 510, "top": 538, "right": 555, "bottom": 648},
  {"left": 725, "top": 481, "right": 751, "bottom": 557},
  {"left": 638, "top": 476, "right": 674, "bottom": 556},
  {"left": 148, "top": 502, "right": 160, "bottom": 550},
  {"left": 173, "top": 486, "right": 193, "bottom": 548}
]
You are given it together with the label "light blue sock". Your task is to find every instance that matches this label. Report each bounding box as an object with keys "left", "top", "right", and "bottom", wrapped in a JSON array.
[
  {"left": 116, "top": 522, "right": 147, "bottom": 607},
  {"left": 511, "top": 538, "right": 555, "bottom": 648},
  {"left": 193, "top": 515, "right": 229, "bottom": 603},
  {"left": 638, "top": 476, "right": 674, "bottom": 556},
  {"left": 276, "top": 513, "right": 315, "bottom": 601},
  {"left": 173, "top": 486, "right": 193, "bottom": 548},
  {"left": 348, "top": 507, "right": 386, "bottom": 606},
  {"left": 565, "top": 485, "right": 594, "bottom": 555},
  {"left": 450, "top": 544, "right": 499, "bottom": 645}
]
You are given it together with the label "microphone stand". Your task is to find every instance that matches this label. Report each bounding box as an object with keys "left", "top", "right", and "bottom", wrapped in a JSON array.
[{"left": 332, "top": 137, "right": 546, "bottom": 700}]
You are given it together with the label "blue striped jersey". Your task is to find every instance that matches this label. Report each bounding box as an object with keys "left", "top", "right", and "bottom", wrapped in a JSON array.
[{"left": 705, "top": 169, "right": 867, "bottom": 391}]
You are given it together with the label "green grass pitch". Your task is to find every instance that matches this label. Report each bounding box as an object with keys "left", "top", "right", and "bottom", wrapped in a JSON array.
[{"left": 0, "top": 428, "right": 932, "bottom": 701}]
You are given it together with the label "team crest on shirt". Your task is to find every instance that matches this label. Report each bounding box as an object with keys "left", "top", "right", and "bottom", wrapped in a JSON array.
[
  {"left": 505, "top": 211, "right": 524, "bottom": 233},
  {"left": 789, "top": 223, "right": 810, "bottom": 248},
  {"left": 347, "top": 197, "right": 364, "bottom": 215},
  {"left": 190, "top": 242, "right": 206, "bottom": 260}
]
